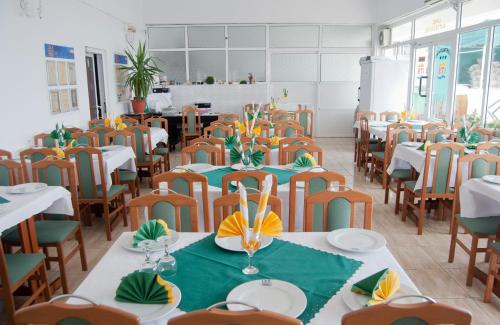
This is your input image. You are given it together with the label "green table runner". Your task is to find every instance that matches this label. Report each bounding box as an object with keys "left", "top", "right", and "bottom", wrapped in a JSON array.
[
  {"left": 170, "top": 234, "right": 362, "bottom": 323},
  {"left": 202, "top": 167, "right": 297, "bottom": 190},
  {"left": 0, "top": 196, "right": 9, "bottom": 204}
]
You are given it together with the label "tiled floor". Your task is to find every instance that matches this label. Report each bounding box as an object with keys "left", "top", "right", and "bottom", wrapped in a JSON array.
[{"left": 3, "top": 138, "right": 500, "bottom": 324}]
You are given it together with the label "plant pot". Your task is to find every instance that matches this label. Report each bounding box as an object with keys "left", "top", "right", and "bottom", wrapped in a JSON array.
[{"left": 131, "top": 99, "right": 146, "bottom": 114}]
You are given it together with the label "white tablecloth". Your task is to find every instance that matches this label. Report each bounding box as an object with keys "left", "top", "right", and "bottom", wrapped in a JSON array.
[
  {"left": 0, "top": 186, "right": 73, "bottom": 235},
  {"left": 353, "top": 121, "right": 426, "bottom": 142},
  {"left": 148, "top": 127, "right": 169, "bottom": 151},
  {"left": 22, "top": 146, "right": 136, "bottom": 190},
  {"left": 387, "top": 144, "right": 460, "bottom": 191},
  {"left": 224, "top": 148, "right": 279, "bottom": 166},
  {"left": 460, "top": 178, "right": 500, "bottom": 218},
  {"left": 72, "top": 232, "right": 419, "bottom": 325}
]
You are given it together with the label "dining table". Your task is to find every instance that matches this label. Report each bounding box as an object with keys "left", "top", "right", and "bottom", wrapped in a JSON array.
[
  {"left": 224, "top": 147, "right": 280, "bottom": 166},
  {"left": 72, "top": 231, "right": 419, "bottom": 325},
  {"left": 353, "top": 120, "right": 428, "bottom": 142},
  {"left": 460, "top": 178, "right": 500, "bottom": 219},
  {"left": 148, "top": 127, "right": 169, "bottom": 151}
]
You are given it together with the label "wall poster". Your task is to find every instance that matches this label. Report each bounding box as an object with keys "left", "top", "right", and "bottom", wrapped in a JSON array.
[{"left": 114, "top": 54, "right": 130, "bottom": 102}]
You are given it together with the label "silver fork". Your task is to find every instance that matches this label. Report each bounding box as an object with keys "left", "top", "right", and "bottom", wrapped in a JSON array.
[{"left": 261, "top": 279, "right": 271, "bottom": 286}]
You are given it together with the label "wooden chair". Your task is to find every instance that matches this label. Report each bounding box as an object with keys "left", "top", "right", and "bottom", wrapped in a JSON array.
[
  {"left": 181, "top": 106, "right": 202, "bottom": 148},
  {"left": 15, "top": 294, "right": 140, "bottom": 325},
  {"left": 145, "top": 116, "right": 170, "bottom": 172},
  {"left": 305, "top": 190, "right": 373, "bottom": 231},
  {"left": 485, "top": 242, "right": 500, "bottom": 302},
  {"left": 476, "top": 141, "right": 500, "bottom": 155},
  {"left": 295, "top": 107, "right": 314, "bottom": 138},
  {"left": 354, "top": 112, "right": 377, "bottom": 163},
  {"left": 0, "top": 241, "right": 51, "bottom": 324},
  {"left": 66, "top": 147, "right": 127, "bottom": 241},
  {"left": 402, "top": 143, "right": 464, "bottom": 235},
  {"left": 181, "top": 144, "right": 222, "bottom": 165},
  {"left": 88, "top": 118, "right": 106, "bottom": 129},
  {"left": 169, "top": 301, "right": 300, "bottom": 325},
  {"left": 121, "top": 116, "right": 139, "bottom": 126},
  {"left": 204, "top": 124, "right": 233, "bottom": 138},
  {"left": 341, "top": 295, "right": 471, "bottom": 325},
  {"left": 218, "top": 113, "right": 239, "bottom": 122},
  {"left": 471, "top": 127, "right": 493, "bottom": 142},
  {"left": 212, "top": 120, "right": 236, "bottom": 133},
  {"left": 280, "top": 144, "right": 323, "bottom": 165},
  {"left": 274, "top": 121, "right": 304, "bottom": 137},
  {"left": 19, "top": 147, "right": 55, "bottom": 182},
  {"left": 72, "top": 131, "right": 99, "bottom": 147},
  {"left": 355, "top": 111, "right": 377, "bottom": 121},
  {"left": 384, "top": 128, "right": 416, "bottom": 214},
  {"left": 271, "top": 110, "right": 289, "bottom": 122},
  {"left": 129, "top": 193, "right": 198, "bottom": 232},
  {"left": 191, "top": 137, "right": 226, "bottom": 165},
  {"left": 34, "top": 133, "right": 57, "bottom": 148},
  {"left": 213, "top": 193, "right": 282, "bottom": 230},
  {"left": 127, "top": 125, "right": 163, "bottom": 187},
  {"left": 241, "top": 144, "right": 271, "bottom": 165},
  {"left": 105, "top": 130, "right": 140, "bottom": 198},
  {"left": 357, "top": 117, "right": 373, "bottom": 174},
  {"left": 0, "top": 149, "right": 12, "bottom": 160},
  {"left": 240, "top": 136, "right": 269, "bottom": 146},
  {"left": 221, "top": 171, "right": 278, "bottom": 196},
  {"left": 90, "top": 126, "right": 114, "bottom": 147},
  {"left": 152, "top": 172, "right": 210, "bottom": 231},
  {"left": 289, "top": 171, "right": 346, "bottom": 232},
  {"left": 3, "top": 158, "right": 87, "bottom": 294},
  {"left": 0, "top": 160, "right": 24, "bottom": 186},
  {"left": 426, "top": 128, "right": 454, "bottom": 143},
  {"left": 278, "top": 137, "right": 314, "bottom": 164},
  {"left": 448, "top": 154, "right": 500, "bottom": 286},
  {"left": 380, "top": 111, "right": 400, "bottom": 121},
  {"left": 420, "top": 123, "right": 445, "bottom": 142},
  {"left": 243, "top": 103, "right": 260, "bottom": 121}
]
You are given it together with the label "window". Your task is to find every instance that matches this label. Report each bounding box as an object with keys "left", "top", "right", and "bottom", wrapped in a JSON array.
[
  {"left": 461, "top": 0, "right": 500, "bottom": 28},
  {"left": 228, "top": 50, "right": 265, "bottom": 82},
  {"left": 271, "top": 53, "right": 317, "bottom": 82},
  {"left": 270, "top": 26, "right": 319, "bottom": 48},
  {"left": 150, "top": 51, "right": 186, "bottom": 83},
  {"left": 228, "top": 26, "right": 266, "bottom": 48},
  {"left": 322, "top": 26, "right": 371, "bottom": 48},
  {"left": 415, "top": 7, "right": 456, "bottom": 38},
  {"left": 486, "top": 26, "right": 500, "bottom": 124},
  {"left": 189, "top": 51, "right": 225, "bottom": 82},
  {"left": 148, "top": 27, "right": 185, "bottom": 49},
  {"left": 187, "top": 26, "right": 225, "bottom": 48},
  {"left": 391, "top": 22, "right": 412, "bottom": 43}
]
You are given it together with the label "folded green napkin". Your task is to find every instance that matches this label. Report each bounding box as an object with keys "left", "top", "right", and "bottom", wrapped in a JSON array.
[
  {"left": 417, "top": 143, "right": 425, "bottom": 151},
  {"left": 115, "top": 271, "right": 173, "bottom": 304},
  {"left": 133, "top": 219, "right": 170, "bottom": 247},
  {"left": 225, "top": 135, "right": 236, "bottom": 149},
  {"left": 0, "top": 196, "right": 10, "bottom": 204},
  {"left": 293, "top": 155, "right": 315, "bottom": 168},
  {"left": 351, "top": 268, "right": 389, "bottom": 296}
]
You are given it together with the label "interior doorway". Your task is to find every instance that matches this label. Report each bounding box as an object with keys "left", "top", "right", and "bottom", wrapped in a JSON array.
[{"left": 85, "top": 49, "right": 107, "bottom": 120}]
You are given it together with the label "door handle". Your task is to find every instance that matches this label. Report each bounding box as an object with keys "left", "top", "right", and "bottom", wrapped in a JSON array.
[{"left": 418, "top": 76, "right": 428, "bottom": 97}]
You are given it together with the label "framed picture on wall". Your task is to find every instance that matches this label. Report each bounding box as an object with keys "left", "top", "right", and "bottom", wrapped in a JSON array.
[
  {"left": 49, "top": 90, "right": 60, "bottom": 113},
  {"left": 114, "top": 54, "right": 130, "bottom": 102}
]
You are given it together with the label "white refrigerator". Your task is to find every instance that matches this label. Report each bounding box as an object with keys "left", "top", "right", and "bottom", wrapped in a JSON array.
[{"left": 358, "top": 57, "right": 410, "bottom": 116}]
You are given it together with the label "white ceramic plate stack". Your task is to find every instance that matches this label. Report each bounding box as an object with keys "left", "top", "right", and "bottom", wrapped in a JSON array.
[
  {"left": 227, "top": 279, "right": 307, "bottom": 318},
  {"left": 482, "top": 175, "right": 500, "bottom": 185},
  {"left": 6, "top": 183, "right": 47, "bottom": 194},
  {"left": 215, "top": 235, "right": 273, "bottom": 252},
  {"left": 341, "top": 284, "right": 422, "bottom": 310},
  {"left": 101, "top": 282, "right": 181, "bottom": 322},
  {"left": 231, "top": 163, "right": 264, "bottom": 171},
  {"left": 119, "top": 231, "right": 180, "bottom": 253},
  {"left": 327, "top": 229, "right": 386, "bottom": 253}
]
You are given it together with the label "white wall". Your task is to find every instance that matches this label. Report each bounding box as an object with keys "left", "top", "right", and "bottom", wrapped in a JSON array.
[
  {"left": 376, "top": 0, "right": 426, "bottom": 23},
  {"left": 0, "top": 0, "right": 144, "bottom": 153},
  {"left": 143, "top": 0, "right": 378, "bottom": 24}
]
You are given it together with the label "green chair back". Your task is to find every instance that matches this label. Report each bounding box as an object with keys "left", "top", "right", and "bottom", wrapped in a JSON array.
[
  {"left": 391, "top": 317, "right": 428, "bottom": 325},
  {"left": 212, "top": 128, "right": 224, "bottom": 138},
  {"left": 95, "top": 129, "right": 109, "bottom": 147},
  {"left": 193, "top": 149, "right": 210, "bottom": 164},
  {"left": 428, "top": 146, "right": 454, "bottom": 194},
  {"left": 151, "top": 120, "right": 162, "bottom": 128},
  {"left": 187, "top": 111, "right": 196, "bottom": 133},
  {"left": 170, "top": 178, "right": 193, "bottom": 232},
  {"left": 42, "top": 136, "right": 56, "bottom": 148},
  {"left": 130, "top": 128, "right": 151, "bottom": 164},
  {"left": 308, "top": 177, "right": 328, "bottom": 231},
  {"left": 73, "top": 150, "right": 98, "bottom": 199},
  {"left": 0, "top": 165, "right": 11, "bottom": 186}
]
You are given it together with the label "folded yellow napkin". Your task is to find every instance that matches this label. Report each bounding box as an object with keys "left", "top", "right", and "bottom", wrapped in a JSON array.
[
  {"left": 217, "top": 211, "right": 248, "bottom": 238},
  {"left": 253, "top": 212, "right": 282, "bottom": 237},
  {"left": 368, "top": 271, "right": 400, "bottom": 305},
  {"left": 269, "top": 136, "right": 281, "bottom": 147}
]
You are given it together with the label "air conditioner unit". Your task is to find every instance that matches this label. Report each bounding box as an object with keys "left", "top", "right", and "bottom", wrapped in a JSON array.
[{"left": 378, "top": 29, "right": 391, "bottom": 47}]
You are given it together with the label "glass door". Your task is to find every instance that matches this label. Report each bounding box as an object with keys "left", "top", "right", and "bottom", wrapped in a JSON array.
[
  {"left": 411, "top": 46, "right": 430, "bottom": 118},
  {"left": 486, "top": 25, "right": 500, "bottom": 124},
  {"left": 430, "top": 43, "right": 453, "bottom": 120}
]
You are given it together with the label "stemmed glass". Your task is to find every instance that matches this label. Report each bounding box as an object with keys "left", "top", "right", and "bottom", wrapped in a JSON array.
[
  {"left": 155, "top": 235, "right": 177, "bottom": 277},
  {"left": 241, "top": 227, "right": 261, "bottom": 275},
  {"left": 138, "top": 240, "right": 157, "bottom": 273}
]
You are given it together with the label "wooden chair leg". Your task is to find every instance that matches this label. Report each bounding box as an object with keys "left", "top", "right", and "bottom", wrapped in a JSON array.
[
  {"left": 466, "top": 236, "right": 479, "bottom": 286},
  {"left": 42, "top": 246, "right": 51, "bottom": 270},
  {"left": 417, "top": 197, "right": 426, "bottom": 235},
  {"left": 56, "top": 244, "right": 69, "bottom": 294},
  {"left": 448, "top": 218, "right": 459, "bottom": 263},
  {"left": 402, "top": 189, "right": 410, "bottom": 222},
  {"left": 76, "top": 227, "right": 88, "bottom": 271},
  {"left": 485, "top": 238, "right": 493, "bottom": 263},
  {"left": 384, "top": 176, "right": 390, "bottom": 204},
  {"left": 484, "top": 252, "right": 498, "bottom": 302},
  {"left": 369, "top": 159, "right": 376, "bottom": 182},
  {"left": 121, "top": 193, "right": 128, "bottom": 227},
  {"left": 39, "top": 262, "right": 51, "bottom": 300},
  {"left": 103, "top": 203, "right": 112, "bottom": 241},
  {"left": 395, "top": 181, "right": 402, "bottom": 214}
]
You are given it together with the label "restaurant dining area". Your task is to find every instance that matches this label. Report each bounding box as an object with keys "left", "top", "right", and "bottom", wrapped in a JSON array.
[{"left": 1, "top": 0, "right": 500, "bottom": 324}]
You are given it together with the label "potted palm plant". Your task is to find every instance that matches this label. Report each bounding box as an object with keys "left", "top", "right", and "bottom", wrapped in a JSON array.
[{"left": 121, "top": 41, "right": 161, "bottom": 113}]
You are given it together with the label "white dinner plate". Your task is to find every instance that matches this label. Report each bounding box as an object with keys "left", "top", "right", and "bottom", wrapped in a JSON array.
[
  {"left": 231, "top": 163, "right": 264, "bottom": 171},
  {"left": 285, "top": 164, "right": 324, "bottom": 172},
  {"left": 119, "top": 231, "right": 180, "bottom": 253},
  {"left": 401, "top": 142, "right": 421, "bottom": 148},
  {"left": 341, "top": 283, "right": 421, "bottom": 311},
  {"left": 327, "top": 229, "right": 386, "bottom": 253},
  {"left": 182, "top": 163, "right": 214, "bottom": 173},
  {"left": 215, "top": 235, "right": 273, "bottom": 252},
  {"left": 102, "top": 281, "right": 181, "bottom": 322},
  {"left": 6, "top": 183, "right": 47, "bottom": 194},
  {"left": 227, "top": 279, "right": 307, "bottom": 318},
  {"left": 482, "top": 175, "right": 500, "bottom": 185}
]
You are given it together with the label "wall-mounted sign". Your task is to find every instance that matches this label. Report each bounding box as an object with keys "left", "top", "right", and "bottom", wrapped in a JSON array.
[
  {"left": 114, "top": 54, "right": 130, "bottom": 102},
  {"left": 114, "top": 54, "right": 128, "bottom": 65},
  {"left": 45, "top": 44, "right": 75, "bottom": 60}
]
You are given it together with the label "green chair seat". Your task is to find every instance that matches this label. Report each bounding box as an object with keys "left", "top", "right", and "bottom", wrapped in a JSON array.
[
  {"left": 96, "top": 185, "right": 126, "bottom": 198},
  {"left": 390, "top": 169, "right": 411, "bottom": 180},
  {"left": 457, "top": 215, "right": 500, "bottom": 237},
  {"left": 145, "top": 154, "right": 162, "bottom": 162},
  {"left": 156, "top": 147, "right": 169, "bottom": 154},
  {"left": 372, "top": 151, "right": 385, "bottom": 160},
  {"left": 119, "top": 170, "right": 137, "bottom": 182},
  {"left": 2, "top": 253, "right": 45, "bottom": 285},
  {"left": 491, "top": 241, "right": 500, "bottom": 253},
  {"left": 3, "top": 220, "right": 79, "bottom": 244},
  {"left": 404, "top": 181, "right": 455, "bottom": 194}
]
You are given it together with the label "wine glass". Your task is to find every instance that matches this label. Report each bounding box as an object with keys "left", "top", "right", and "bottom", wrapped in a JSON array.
[
  {"left": 241, "top": 227, "right": 261, "bottom": 275},
  {"left": 155, "top": 235, "right": 177, "bottom": 277},
  {"left": 138, "top": 240, "right": 157, "bottom": 273}
]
